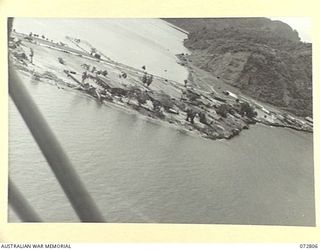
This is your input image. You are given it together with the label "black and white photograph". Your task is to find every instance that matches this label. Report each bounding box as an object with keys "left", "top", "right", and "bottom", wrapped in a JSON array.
[{"left": 8, "top": 17, "right": 315, "bottom": 226}]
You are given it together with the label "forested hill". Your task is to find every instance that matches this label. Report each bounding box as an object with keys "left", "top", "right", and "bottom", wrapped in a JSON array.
[{"left": 164, "top": 18, "right": 312, "bottom": 117}]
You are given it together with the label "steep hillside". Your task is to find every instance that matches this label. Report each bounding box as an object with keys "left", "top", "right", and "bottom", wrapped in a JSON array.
[{"left": 164, "top": 18, "right": 312, "bottom": 117}]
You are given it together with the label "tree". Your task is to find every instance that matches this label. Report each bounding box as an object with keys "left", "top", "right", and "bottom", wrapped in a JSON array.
[
  {"left": 90, "top": 48, "right": 96, "bottom": 55},
  {"left": 216, "top": 104, "right": 229, "bottom": 118},
  {"left": 239, "top": 102, "right": 257, "bottom": 118}
]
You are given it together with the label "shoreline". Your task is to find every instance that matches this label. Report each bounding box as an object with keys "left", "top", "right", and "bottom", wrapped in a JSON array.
[
  {"left": 9, "top": 31, "right": 313, "bottom": 141},
  {"left": 176, "top": 53, "right": 313, "bottom": 133}
]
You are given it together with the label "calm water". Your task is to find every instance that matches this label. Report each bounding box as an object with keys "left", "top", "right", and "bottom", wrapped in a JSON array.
[
  {"left": 9, "top": 19, "right": 315, "bottom": 226},
  {"left": 13, "top": 18, "right": 189, "bottom": 83},
  {"left": 9, "top": 77, "right": 315, "bottom": 225}
]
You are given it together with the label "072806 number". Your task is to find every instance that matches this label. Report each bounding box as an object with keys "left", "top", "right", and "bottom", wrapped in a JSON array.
[{"left": 300, "top": 244, "right": 318, "bottom": 248}]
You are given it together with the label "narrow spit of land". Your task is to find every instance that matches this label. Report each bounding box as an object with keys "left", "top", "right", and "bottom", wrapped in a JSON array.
[{"left": 9, "top": 32, "right": 313, "bottom": 140}]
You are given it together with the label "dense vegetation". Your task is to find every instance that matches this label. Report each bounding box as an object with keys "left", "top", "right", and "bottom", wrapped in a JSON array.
[{"left": 164, "top": 18, "right": 312, "bottom": 117}]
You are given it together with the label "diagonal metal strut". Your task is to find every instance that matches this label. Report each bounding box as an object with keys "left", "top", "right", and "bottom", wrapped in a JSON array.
[{"left": 9, "top": 64, "right": 105, "bottom": 222}]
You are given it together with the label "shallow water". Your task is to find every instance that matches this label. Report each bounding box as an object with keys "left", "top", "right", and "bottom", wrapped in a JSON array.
[
  {"left": 13, "top": 18, "right": 189, "bottom": 83},
  {"left": 9, "top": 76, "right": 315, "bottom": 225},
  {"left": 9, "top": 19, "right": 315, "bottom": 226}
]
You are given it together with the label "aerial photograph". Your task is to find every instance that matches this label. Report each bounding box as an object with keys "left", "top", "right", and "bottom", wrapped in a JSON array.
[{"left": 8, "top": 17, "right": 314, "bottom": 226}]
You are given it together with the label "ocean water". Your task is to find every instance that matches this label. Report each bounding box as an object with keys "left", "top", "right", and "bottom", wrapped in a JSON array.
[
  {"left": 9, "top": 19, "right": 315, "bottom": 225},
  {"left": 13, "top": 18, "right": 189, "bottom": 83}
]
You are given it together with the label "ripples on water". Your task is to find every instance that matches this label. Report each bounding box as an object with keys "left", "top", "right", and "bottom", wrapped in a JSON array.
[
  {"left": 9, "top": 18, "right": 315, "bottom": 226},
  {"left": 9, "top": 78, "right": 315, "bottom": 225}
]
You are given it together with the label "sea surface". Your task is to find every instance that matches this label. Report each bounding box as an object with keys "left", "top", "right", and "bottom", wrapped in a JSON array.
[
  {"left": 9, "top": 19, "right": 315, "bottom": 226},
  {"left": 13, "top": 18, "right": 189, "bottom": 83}
]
